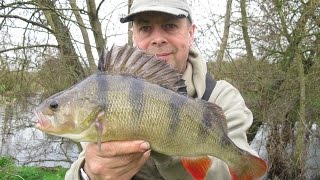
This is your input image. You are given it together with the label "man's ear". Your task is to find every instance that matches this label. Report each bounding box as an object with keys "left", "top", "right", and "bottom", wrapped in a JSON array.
[{"left": 188, "top": 24, "right": 196, "bottom": 46}]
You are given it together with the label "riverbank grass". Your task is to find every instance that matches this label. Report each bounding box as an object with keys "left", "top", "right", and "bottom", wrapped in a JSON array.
[{"left": 0, "top": 156, "right": 67, "bottom": 180}]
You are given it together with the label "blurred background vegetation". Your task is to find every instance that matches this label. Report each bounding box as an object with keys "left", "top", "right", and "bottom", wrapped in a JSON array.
[{"left": 0, "top": 0, "right": 319, "bottom": 179}]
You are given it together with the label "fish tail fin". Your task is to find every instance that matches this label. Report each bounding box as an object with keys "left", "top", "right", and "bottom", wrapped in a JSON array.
[
  {"left": 228, "top": 154, "right": 268, "bottom": 180},
  {"left": 181, "top": 156, "right": 212, "bottom": 180}
]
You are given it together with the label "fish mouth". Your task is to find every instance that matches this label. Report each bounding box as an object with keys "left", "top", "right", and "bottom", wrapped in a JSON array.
[{"left": 34, "top": 110, "right": 53, "bottom": 130}]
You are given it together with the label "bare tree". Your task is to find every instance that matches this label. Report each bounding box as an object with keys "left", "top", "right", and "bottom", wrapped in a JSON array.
[
  {"left": 0, "top": 0, "right": 126, "bottom": 168},
  {"left": 86, "top": 0, "right": 105, "bottom": 55},
  {"left": 69, "top": 0, "right": 96, "bottom": 73},
  {"left": 216, "top": 0, "right": 233, "bottom": 75},
  {"left": 35, "top": 0, "right": 85, "bottom": 80},
  {"left": 127, "top": 0, "right": 133, "bottom": 46},
  {"left": 251, "top": 0, "right": 319, "bottom": 178},
  {"left": 239, "top": 0, "right": 254, "bottom": 61}
]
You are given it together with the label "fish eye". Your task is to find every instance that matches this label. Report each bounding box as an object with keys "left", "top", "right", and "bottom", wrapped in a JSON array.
[{"left": 49, "top": 100, "right": 59, "bottom": 110}]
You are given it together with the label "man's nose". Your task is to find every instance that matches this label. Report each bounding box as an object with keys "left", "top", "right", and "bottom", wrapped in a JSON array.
[{"left": 150, "top": 28, "right": 167, "bottom": 46}]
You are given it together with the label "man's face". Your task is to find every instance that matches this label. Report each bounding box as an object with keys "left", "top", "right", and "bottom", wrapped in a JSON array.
[{"left": 132, "top": 12, "right": 195, "bottom": 73}]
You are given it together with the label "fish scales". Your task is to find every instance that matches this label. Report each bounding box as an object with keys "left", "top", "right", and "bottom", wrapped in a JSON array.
[
  {"left": 98, "top": 75, "right": 224, "bottom": 156},
  {"left": 128, "top": 75, "right": 145, "bottom": 134},
  {"left": 71, "top": 73, "right": 221, "bottom": 156},
  {"left": 35, "top": 44, "right": 268, "bottom": 180}
]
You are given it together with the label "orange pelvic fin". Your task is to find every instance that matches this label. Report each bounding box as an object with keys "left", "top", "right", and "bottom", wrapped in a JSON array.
[
  {"left": 229, "top": 154, "right": 268, "bottom": 180},
  {"left": 181, "top": 156, "right": 212, "bottom": 180}
]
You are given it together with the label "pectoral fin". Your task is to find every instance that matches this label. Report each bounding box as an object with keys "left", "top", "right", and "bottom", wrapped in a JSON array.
[
  {"left": 181, "top": 156, "right": 212, "bottom": 180},
  {"left": 95, "top": 111, "right": 105, "bottom": 151}
]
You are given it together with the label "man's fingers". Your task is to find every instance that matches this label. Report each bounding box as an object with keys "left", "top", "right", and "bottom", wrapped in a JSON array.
[
  {"left": 119, "top": 150, "right": 152, "bottom": 178},
  {"left": 89, "top": 140, "right": 150, "bottom": 157},
  {"left": 108, "top": 152, "right": 145, "bottom": 169}
]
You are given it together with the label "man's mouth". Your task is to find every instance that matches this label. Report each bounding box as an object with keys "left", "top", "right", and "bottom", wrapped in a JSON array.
[{"left": 155, "top": 53, "right": 171, "bottom": 61}]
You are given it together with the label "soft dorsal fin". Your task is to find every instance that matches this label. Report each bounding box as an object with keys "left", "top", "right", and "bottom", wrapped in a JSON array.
[{"left": 98, "top": 44, "right": 187, "bottom": 95}]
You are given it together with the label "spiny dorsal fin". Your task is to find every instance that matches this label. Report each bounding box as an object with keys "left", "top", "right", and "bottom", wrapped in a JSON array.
[{"left": 98, "top": 44, "right": 187, "bottom": 95}]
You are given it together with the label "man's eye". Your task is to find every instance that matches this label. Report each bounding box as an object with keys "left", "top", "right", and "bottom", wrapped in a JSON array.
[
  {"left": 140, "top": 26, "right": 151, "bottom": 32},
  {"left": 163, "top": 24, "right": 177, "bottom": 30}
]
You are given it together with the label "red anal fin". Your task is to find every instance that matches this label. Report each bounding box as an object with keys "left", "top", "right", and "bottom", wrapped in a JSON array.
[{"left": 181, "top": 156, "right": 212, "bottom": 180}]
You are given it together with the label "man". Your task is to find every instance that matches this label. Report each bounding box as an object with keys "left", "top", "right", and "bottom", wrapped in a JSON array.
[{"left": 66, "top": 0, "right": 259, "bottom": 179}]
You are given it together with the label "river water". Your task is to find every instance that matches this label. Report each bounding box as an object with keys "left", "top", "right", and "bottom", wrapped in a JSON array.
[
  {"left": 0, "top": 98, "right": 319, "bottom": 179},
  {"left": 0, "top": 99, "right": 79, "bottom": 168}
]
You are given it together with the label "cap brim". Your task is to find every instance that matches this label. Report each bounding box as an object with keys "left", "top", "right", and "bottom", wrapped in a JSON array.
[{"left": 120, "top": 6, "right": 189, "bottom": 23}]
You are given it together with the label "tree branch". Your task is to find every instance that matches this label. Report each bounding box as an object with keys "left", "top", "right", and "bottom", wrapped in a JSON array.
[
  {"left": 0, "top": 44, "right": 58, "bottom": 54},
  {"left": 0, "top": 14, "right": 54, "bottom": 33},
  {"left": 96, "top": 0, "right": 106, "bottom": 17}
]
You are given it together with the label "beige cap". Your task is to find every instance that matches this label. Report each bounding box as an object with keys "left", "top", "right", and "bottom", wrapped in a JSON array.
[{"left": 120, "top": 0, "right": 192, "bottom": 23}]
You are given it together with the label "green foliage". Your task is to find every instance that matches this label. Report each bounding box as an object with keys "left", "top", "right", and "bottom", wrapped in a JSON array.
[
  {"left": 0, "top": 156, "right": 15, "bottom": 168},
  {"left": 0, "top": 69, "right": 17, "bottom": 99},
  {"left": 0, "top": 64, "right": 40, "bottom": 104},
  {"left": 0, "top": 55, "right": 85, "bottom": 102},
  {"left": 36, "top": 56, "right": 85, "bottom": 98},
  {"left": 208, "top": 53, "right": 320, "bottom": 178},
  {"left": 0, "top": 156, "right": 67, "bottom": 180},
  {"left": 0, "top": 84, "right": 6, "bottom": 94},
  {"left": 208, "top": 56, "right": 319, "bottom": 139}
]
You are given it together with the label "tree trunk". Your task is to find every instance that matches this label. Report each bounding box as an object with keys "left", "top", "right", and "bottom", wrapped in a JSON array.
[
  {"left": 69, "top": 0, "right": 97, "bottom": 73},
  {"left": 293, "top": 49, "right": 306, "bottom": 176},
  {"left": 240, "top": 0, "right": 254, "bottom": 61},
  {"left": 36, "top": 0, "right": 85, "bottom": 82},
  {"left": 216, "top": 0, "right": 232, "bottom": 75},
  {"left": 86, "top": 0, "right": 105, "bottom": 55},
  {"left": 127, "top": 0, "right": 133, "bottom": 46}
]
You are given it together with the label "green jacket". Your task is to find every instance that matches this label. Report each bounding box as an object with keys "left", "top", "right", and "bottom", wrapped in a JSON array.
[{"left": 65, "top": 46, "right": 258, "bottom": 180}]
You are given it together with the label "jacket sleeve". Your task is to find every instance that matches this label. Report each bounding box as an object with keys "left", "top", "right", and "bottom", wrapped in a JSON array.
[
  {"left": 210, "top": 80, "right": 257, "bottom": 154},
  {"left": 205, "top": 80, "right": 259, "bottom": 179},
  {"left": 64, "top": 142, "right": 88, "bottom": 180}
]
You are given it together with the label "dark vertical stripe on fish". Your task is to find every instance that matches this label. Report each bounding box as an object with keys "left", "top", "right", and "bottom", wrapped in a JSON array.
[
  {"left": 198, "top": 104, "right": 213, "bottom": 142},
  {"left": 94, "top": 73, "right": 109, "bottom": 142},
  {"left": 95, "top": 73, "right": 109, "bottom": 110},
  {"left": 167, "top": 92, "right": 188, "bottom": 136},
  {"left": 129, "top": 77, "right": 145, "bottom": 133}
]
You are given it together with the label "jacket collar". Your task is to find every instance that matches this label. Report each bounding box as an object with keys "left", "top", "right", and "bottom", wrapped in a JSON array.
[{"left": 182, "top": 45, "right": 207, "bottom": 98}]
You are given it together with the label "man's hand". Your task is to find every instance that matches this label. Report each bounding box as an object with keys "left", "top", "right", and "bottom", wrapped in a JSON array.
[{"left": 83, "top": 140, "right": 151, "bottom": 180}]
